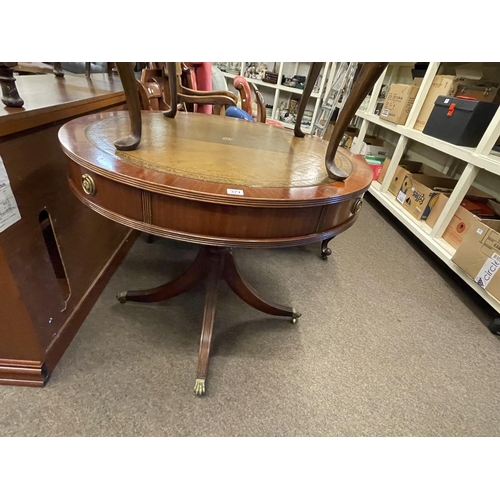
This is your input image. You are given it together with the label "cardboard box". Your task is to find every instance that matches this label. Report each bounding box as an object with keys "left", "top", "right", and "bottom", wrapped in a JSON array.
[
  {"left": 413, "top": 75, "right": 458, "bottom": 131},
  {"left": 425, "top": 195, "right": 498, "bottom": 249},
  {"left": 396, "top": 173, "right": 493, "bottom": 223},
  {"left": 378, "top": 158, "right": 420, "bottom": 185},
  {"left": 395, "top": 174, "right": 455, "bottom": 221},
  {"left": 377, "top": 158, "right": 448, "bottom": 195},
  {"left": 442, "top": 205, "right": 479, "bottom": 249},
  {"left": 324, "top": 124, "right": 359, "bottom": 145},
  {"left": 380, "top": 84, "right": 420, "bottom": 125},
  {"left": 351, "top": 135, "right": 392, "bottom": 157},
  {"left": 452, "top": 218, "right": 500, "bottom": 300}
]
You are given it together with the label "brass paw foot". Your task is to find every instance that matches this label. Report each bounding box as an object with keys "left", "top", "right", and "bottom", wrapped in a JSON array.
[
  {"left": 291, "top": 310, "right": 301, "bottom": 324},
  {"left": 116, "top": 291, "right": 128, "bottom": 303},
  {"left": 194, "top": 378, "right": 206, "bottom": 396}
]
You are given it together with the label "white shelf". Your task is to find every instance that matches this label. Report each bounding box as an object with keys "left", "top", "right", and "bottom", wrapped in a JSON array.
[
  {"left": 356, "top": 110, "right": 500, "bottom": 175},
  {"left": 216, "top": 62, "right": 332, "bottom": 133},
  {"left": 243, "top": 77, "right": 278, "bottom": 90},
  {"left": 356, "top": 110, "right": 477, "bottom": 165},
  {"left": 222, "top": 72, "right": 320, "bottom": 98},
  {"left": 220, "top": 71, "right": 240, "bottom": 78},
  {"left": 278, "top": 121, "right": 312, "bottom": 133},
  {"left": 468, "top": 152, "right": 500, "bottom": 175},
  {"left": 354, "top": 61, "right": 500, "bottom": 316},
  {"left": 368, "top": 182, "right": 500, "bottom": 313}
]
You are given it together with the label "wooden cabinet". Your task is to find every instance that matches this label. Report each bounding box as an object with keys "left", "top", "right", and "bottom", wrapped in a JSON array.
[{"left": 0, "top": 74, "right": 136, "bottom": 386}]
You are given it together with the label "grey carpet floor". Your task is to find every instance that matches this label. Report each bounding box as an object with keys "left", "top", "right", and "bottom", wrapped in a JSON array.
[{"left": 1, "top": 195, "right": 500, "bottom": 436}]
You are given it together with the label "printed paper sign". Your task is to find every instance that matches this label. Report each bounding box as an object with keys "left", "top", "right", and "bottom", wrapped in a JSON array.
[
  {"left": 396, "top": 190, "right": 406, "bottom": 204},
  {"left": 475, "top": 252, "right": 500, "bottom": 289},
  {"left": 0, "top": 156, "right": 21, "bottom": 233},
  {"left": 227, "top": 189, "right": 244, "bottom": 196}
]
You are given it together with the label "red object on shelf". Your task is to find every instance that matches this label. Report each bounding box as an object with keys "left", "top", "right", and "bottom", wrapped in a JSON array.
[{"left": 366, "top": 161, "right": 383, "bottom": 180}]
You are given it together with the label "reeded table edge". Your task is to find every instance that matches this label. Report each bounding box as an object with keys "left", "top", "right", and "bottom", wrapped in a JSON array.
[{"left": 70, "top": 181, "right": 360, "bottom": 248}]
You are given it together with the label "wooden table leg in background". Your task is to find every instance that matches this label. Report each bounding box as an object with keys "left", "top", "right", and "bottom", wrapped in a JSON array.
[{"left": 0, "top": 62, "right": 24, "bottom": 107}]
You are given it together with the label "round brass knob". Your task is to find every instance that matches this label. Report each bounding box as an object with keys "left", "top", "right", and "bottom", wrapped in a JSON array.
[
  {"left": 352, "top": 198, "right": 362, "bottom": 215},
  {"left": 81, "top": 174, "right": 96, "bottom": 196}
]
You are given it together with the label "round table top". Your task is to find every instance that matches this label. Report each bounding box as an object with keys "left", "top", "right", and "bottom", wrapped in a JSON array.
[{"left": 59, "top": 111, "right": 372, "bottom": 208}]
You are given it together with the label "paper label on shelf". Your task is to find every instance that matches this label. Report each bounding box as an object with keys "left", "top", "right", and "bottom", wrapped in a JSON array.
[
  {"left": 396, "top": 190, "right": 406, "bottom": 204},
  {"left": 227, "top": 189, "right": 244, "bottom": 196},
  {"left": 0, "top": 156, "right": 21, "bottom": 233},
  {"left": 475, "top": 252, "right": 500, "bottom": 289}
]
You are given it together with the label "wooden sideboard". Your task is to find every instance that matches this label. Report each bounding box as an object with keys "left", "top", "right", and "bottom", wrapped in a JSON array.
[{"left": 0, "top": 74, "right": 136, "bottom": 386}]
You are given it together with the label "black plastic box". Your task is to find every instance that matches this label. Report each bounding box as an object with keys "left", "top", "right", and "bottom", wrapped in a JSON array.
[{"left": 422, "top": 96, "right": 499, "bottom": 147}]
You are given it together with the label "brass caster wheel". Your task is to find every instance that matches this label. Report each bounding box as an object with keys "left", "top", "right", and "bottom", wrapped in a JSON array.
[
  {"left": 116, "top": 292, "right": 128, "bottom": 303},
  {"left": 321, "top": 248, "right": 332, "bottom": 260},
  {"left": 488, "top": 318, "right": 500, "bottom": 336},
  {"left": 194, "top": 378, "right": 206, "bottom": 396},
  {"left": 291, "top": 318, "right": 297, "bottom": 324}
]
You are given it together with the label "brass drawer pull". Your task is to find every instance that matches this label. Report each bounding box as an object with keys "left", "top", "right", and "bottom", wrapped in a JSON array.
[
  {"left": 352, "top": 198, "right": 362, "bottom": 215},
  {"left": 81, "top": 174, "right": 96, "bottom": 196}
]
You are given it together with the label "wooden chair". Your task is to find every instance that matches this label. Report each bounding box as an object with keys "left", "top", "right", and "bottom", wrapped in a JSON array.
[
  {"left": 140, "top": 63, "right": 238, "bottom": 116},
  {"left": 233, "top": 76, "right": 283, "bottom": 127}
]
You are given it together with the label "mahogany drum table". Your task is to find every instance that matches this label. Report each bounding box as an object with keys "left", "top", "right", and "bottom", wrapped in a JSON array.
[{"left": 59, "top": 110, "right": 372, "bottom": 395}]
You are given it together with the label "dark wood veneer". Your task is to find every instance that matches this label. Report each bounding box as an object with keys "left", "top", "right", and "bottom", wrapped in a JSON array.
[{"left": 0, "top": 74, "right": 136, "bottom": 387}]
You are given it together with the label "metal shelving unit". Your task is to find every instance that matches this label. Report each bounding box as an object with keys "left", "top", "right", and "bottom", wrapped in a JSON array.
[{"left": 216, "top": 63, "right": 333, "bottom": 133}]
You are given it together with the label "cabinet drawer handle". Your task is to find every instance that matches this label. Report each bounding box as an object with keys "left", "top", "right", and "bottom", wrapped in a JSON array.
[
  {"left": 352, "top": 198, "right": 362, "bottom": 215},
  {"left": 81, "top": 174, "right": 96, "bottom": 196}
]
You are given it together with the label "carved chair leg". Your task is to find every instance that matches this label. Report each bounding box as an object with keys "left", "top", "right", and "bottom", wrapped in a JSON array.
[
  {"left": 294, "top": 62, "right": 323, "bottom": 138},
  {"left": 114, "top": 62, "right": 142, "bottom": 151},
  {"left": 194, "top": 249, "right": 226, "bottom": 396},
  {"left": 324, "top": 62, "right": 388, "bottom": 181},
  {"left": 162, "top": 62, "right": 178, "bottom": 118},
  {"left": 53, "top": 62, "right": 64, "bottom": 78},
  {"left": 223, "top": 250, "right": 300, "bottom": 322},
  {"left": 321, "top": 236, "right": 336, "bottom": 260},
  {"left": 116, "top": 247, "right": 209, "bottom": 303},
  {"left": 0, "top": 63, "right": 24, "bottom": 107},
  {"left": 293, "top": 62, "right": 388, "bottom": 181}
]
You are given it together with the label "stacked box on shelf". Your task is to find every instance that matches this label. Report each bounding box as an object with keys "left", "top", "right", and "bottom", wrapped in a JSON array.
[
  {"left": 376, "top": 158, "right": 494, "bottom": 223},
  {"left": 377, "top": 158, "right": 447, "bottom": 196},
  {"left": 413, "top": 75, "right": 459, "bottom": 131},
  {"left": 351, "top": 135, "right": 394, "bottom": 180},
  {"left": 426, "top": 197, "right": 498, "bottom": 249},
  {"left": 380, "top": 83, "right": 421, "bottom": 125},
  {"left": 452, "top": 204, "right": 500, "bottom": 301}
]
